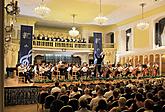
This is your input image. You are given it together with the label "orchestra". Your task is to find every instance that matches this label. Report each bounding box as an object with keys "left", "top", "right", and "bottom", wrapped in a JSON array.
[{"left": 16, "top": 60, "right": 160, "bottom": 83}]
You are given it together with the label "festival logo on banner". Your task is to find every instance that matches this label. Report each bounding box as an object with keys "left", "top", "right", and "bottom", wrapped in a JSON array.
[
  {"left": 19, "top": 25, "right": 33, "bottom": 65},
  {"left": 93, "top": 32, "right": 102, "bottom": 64}
]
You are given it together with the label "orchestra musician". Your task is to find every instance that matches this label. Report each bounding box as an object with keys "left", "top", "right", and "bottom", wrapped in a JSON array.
[{"left": 18, "top": 64, "right": 33, "bottom": 83}]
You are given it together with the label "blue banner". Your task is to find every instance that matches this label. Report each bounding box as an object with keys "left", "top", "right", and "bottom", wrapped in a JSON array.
[
  {"left": 19, "top": 25, "right": 33, "bottom": 65},
  {"left": 93, "top": 32, "right": 102, "bottom": 64}
]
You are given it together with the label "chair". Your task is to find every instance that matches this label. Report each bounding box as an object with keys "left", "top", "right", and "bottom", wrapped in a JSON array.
[
  {"left": 111, "top": 101, "right": 118, "bottom": 108},
  {"left": 45, "top": 95, "right": 55, "bottom": 109},
  {"left": 122, "top": 110, "right": 130, "bottom": 112},
  {"left": 153, "top": 104, "right": 159, "bottom": 112},
  {"left": 52, "top": 92, "right": 60, "bottom": 100},
  {"left": 38, "top": 73, "right": 47, "bottom": 81},
  {"left": 131, "top": 93, "right": 136, "bottom": 99},
  {"left": 59, "top": 105, "right": 73, "bottom": 112},
  {"left": 86, "top": 98, "right": 92, "bottom": 104},
  {"left": 136, "top": 107, "right": 145, "bottom": 112},
  {"left": 161, "top": 105, "right": 165, "bottom": 112},
  {"left": 59, "top": 95, "right": 69, "bottom": 105},
  {"left": 73, "top": 94, "right": 81, "bottom": 100},
  {"left": 37, "top": 92, "right": 49, "bottom": 111},
  {"left": 72, "top": 71, "right": 77, "bottom": 80},
  {"left": 68, "top": 98, "right": 79, "bottom": 111},
  {"left": 50, "top": 100, "right": 64, "bottom": 112},
  {"left": 54, "top": 70, "right": 60, "bottom": 80},
  {"left": 17, "top": 72, "right": 25, "bottom": 83},
  {"left": 107, "top": 96, "right": 113, "bottom": 102},
  {"left": 126, "top": 99, "right": 134, "bottom": 107}
]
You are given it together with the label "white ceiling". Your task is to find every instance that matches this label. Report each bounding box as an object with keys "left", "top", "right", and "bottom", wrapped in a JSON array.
[{"left": 15, "top": 0, "right": 165, "bottom": 27}]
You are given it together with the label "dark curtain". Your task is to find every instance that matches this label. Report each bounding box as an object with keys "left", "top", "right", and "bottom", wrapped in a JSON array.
[
  {"left": 155, "top": 18, "right": 165, "bottom": 47},
  {"left": 155, "top": 23, "right": 159, "bottom": 46},
  {"left": 110, "top": 33, "right": 114, "bottom": 43},
  {"left": 126, "top": 28, "right": 131, "bottom": 51}
]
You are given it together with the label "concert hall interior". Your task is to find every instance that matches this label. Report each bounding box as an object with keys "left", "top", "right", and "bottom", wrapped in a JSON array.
[{"left": 1, "top": 0, "right": 165, "bottom": 112}]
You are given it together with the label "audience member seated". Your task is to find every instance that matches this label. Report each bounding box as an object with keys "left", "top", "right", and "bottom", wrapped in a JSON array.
[
  {"left": 129, "top": 93, "right": 144, "bottom": 112},
  {"left": 79, "top": 88, "right": 92, "bottom": 102},
  {"left": 68, "top": 98, "right": 79, "bottom": 111},
  {"left": 110, "top": 97, "right": 128, "bottom": 112},
  {"left": 51, "top": 81, "right": 61, "bottom": 94},
  {"left": 155, "top": 90, "right": 165, "bottom": 111},
  {"left": 96, "top": 99, "right": 108, "bottom": 112},
  {"left": 104, "top": 85, "right": 114, "bottom": 100},
  {"left": 76, "top": 99, "right": 91, "bottom": 112},
  {"left": 69, "top": 86, "right": 81, "bottom": 99},
  {"left": 59, "top": 95, "right": 69, "bottom": 106},
  {"left": 90, "top": 88, "right": 106, "bottom": 111},
  {"left": 144, "top": 99, "right": 154, "bottom": 112}
]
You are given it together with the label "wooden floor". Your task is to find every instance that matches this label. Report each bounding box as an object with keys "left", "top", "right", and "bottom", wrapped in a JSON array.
[
  {"left": 5, "top": 104, "right": 38, "bottom": 112},
  {"left": 4, "top": 77, "right": 35, "bottom": 87},
  {"left": 4, "top": 77, "right": 103, "bottom": 87}
]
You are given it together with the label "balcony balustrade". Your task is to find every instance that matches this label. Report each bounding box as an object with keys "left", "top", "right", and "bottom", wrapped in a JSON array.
[{"left": 32, "top": 40, "right": 115, "bottom": 49}]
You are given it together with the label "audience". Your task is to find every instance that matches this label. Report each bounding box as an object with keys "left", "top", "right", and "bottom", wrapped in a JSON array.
[{"left": 36, "top": 78, "right": 165, "bottom": 112}]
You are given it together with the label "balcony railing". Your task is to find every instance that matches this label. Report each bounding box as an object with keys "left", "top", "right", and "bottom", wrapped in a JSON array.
[
  {"left": 32, "top": 40, "right": 94, "bottom": 49},
  {"left": 32, "top": 40, "right": 115, "bottom": 49}
]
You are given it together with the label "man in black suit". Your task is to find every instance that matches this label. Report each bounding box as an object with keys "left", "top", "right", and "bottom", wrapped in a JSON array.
[{"left": 95, "top": 52, "right": 105, "bottom": 77}]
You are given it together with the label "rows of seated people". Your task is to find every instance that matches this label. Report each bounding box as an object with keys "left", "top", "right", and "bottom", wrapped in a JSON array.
[
  {"left": 38, "top": 78, "right": 165, "bottom": 112},
  {"left": 33, "top": 34, "right": 86, "bottom": 43}
]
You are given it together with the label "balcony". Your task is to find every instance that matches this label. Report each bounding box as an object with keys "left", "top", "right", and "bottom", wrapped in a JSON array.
[{"left": 32, "top": 40, "right": 116, "bottom": 50}]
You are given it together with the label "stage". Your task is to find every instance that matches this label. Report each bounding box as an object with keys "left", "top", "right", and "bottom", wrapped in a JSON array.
[{"left": 4, "top": 75, "right": 164, "bottom": 88}]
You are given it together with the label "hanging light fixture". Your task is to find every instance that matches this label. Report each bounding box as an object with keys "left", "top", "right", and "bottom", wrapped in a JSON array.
[
  {"left": 34, "top": 0, "right": 51, "bottom": 17},
  {"left": 94, "top": 0, "right": 108, "bottom": 25},
  {"left": 69, "top": 14, "right": 79, "bottom": 37},
  {"left": 136, "top": 3, "right": 149, "bottom": 30}
]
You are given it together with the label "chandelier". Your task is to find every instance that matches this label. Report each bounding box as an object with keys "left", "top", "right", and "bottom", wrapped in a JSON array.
[
  {"left": 34, "top": 0, "right": 51, "bottom": 17},
  {"left": 136, "top": 3, "right": 149, "bottom": 30},
  {"left": 94, "top": 0, "right": 108, "bottom": 25},
  {"left": 69, "top": 14, "right": 79, "bottom": 37}
]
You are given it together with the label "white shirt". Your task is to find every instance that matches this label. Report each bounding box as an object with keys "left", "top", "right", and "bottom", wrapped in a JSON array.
[
  {"left": 67, "top": 66, "right": 72, "bottom": 72},
  {"left": 79, "top": 94, "right": 92, "bottom": 102},
  {"left": 104, "top": 90, "right": 113, "bottom": 100},
  {"left": 51, "top": 87, "right": 61, "bottom": 94},
  {"left": 118, "top": 66, "right": 123, "bottom": 72},
  {"left": 129, "top": 66, "right": 134, "bottom": 72},
  {"left": 81, "top": 67, "right": 88, "bottom": 72}
]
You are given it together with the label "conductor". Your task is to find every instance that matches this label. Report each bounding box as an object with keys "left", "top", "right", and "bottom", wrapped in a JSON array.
[{"left": 95, "top": 52, "right": 105, "bottom": 77}]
